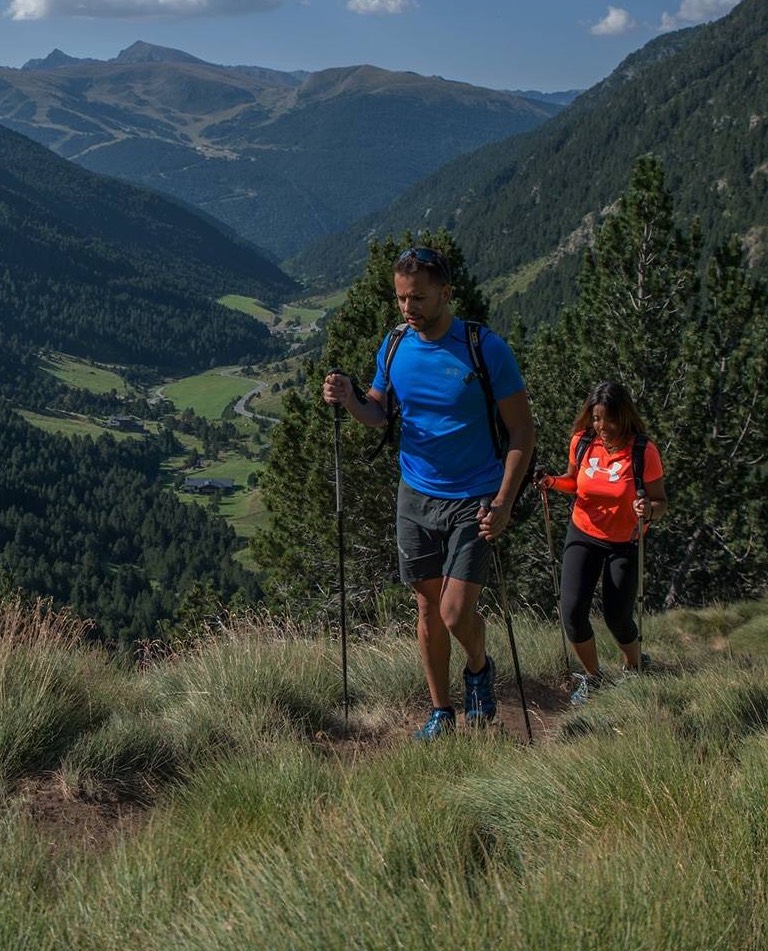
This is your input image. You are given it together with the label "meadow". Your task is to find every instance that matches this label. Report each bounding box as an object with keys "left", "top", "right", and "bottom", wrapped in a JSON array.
[
  {"left": 1, "top": 593, "right": 767, "bottom": 950},
  {"left": 18, "top": 410, "right": 138, "bottom": 442},
  {"left": 38, "top": 354, "right": 131, "bottom": 396},
  {"left": 160, "top": 367, "right": 263, "bottom": 420},
  {"left": 29, "top": 289, "right": 340, "bottom": 546}
]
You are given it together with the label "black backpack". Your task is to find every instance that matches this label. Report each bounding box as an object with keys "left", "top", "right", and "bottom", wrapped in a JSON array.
[
  {"left": 574, "top": 430, "right": 648, "bottom": 493},
  {"left": 370, "top": 319, "right": 536, "bottom": 511}
]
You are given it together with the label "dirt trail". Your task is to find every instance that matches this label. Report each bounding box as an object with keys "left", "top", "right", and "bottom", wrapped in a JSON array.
[{"left": 15, "top": 678, "right": 571, "bottom": 856}]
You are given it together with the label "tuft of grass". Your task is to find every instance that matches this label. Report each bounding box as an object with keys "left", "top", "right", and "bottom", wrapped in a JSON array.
[
  {"left": 665, "top": 598, "right": 768, "bottom": 651},
  {"left": 63, "top": 713, "right": 187, "bottom": 803},
  {"left": 0, "top": 599, "right": 114, "bottom": 788},
  {"left": 729, "top": 612, "right": 768, "bottom": 654}
]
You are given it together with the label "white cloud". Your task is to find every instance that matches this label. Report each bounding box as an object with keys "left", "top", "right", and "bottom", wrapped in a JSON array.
[
  {"left": 346, "top": 0, "right": 414, "bottom": 14},
  {"left": 4, "top": 0, "right": 281, "bottom": 19},
  {"left": 658, "top": 0, "right": 739, "bottom": 31},
  {"left": 590, "top": 6, "right": 636, "bottom": 36}
]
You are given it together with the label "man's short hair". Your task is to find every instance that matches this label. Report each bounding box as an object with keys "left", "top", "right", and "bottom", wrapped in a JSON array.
[{"left": 395, "top": 246, "right": 452, "bottom": 285}]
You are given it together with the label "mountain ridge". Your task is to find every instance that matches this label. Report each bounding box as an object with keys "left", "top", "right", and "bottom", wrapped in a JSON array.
[
  {"left": 0, "top": 43, "right": 565, "bottom": 259},
  {"left": 291, "top": 0, "right": 768, "bottom": 328}
]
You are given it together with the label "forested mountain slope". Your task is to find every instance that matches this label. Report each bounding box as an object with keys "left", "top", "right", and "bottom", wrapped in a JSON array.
[
  {"left": 0, "top": 42, "right": 562, "bottom": 259},
  {"left": 293, "top": 0, "right": 768, "bottom": 330},
  {"left": 0, "top": 405, "right": 260, "bottom": 646},
  {"left": 0, "top": 122, "right": 293, "bottom": 644},
  {"left": 0, "top": 123, "right": 297, "bottom": 373}
]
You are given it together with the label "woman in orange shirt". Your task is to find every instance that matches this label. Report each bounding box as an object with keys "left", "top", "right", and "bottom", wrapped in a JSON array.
[{"left": 535, "top": 381, "right": 668, "bottom": 704}]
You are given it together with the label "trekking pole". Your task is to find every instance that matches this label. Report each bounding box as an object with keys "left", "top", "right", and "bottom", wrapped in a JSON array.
[
  {"left": 480, "top": 500, "right": 533, "bottom": 743},
  {"left": 330, "top": 370, "right": 350, "bottom": 723},
  {"left": 539, "top": 483, "right": 570, "bottom": 671},
  {"left": 490, "top": 545, "right": 534, "bottom": 744},
  {"left": 636, "top": 488, "right": 646, "bottom": 674}
]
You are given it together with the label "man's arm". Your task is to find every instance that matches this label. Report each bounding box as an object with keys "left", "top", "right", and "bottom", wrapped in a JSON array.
[
  {"left": 322, "top": 372, "right": 388, "bottom": 428},
  {"left": 478, "top": 389, "right": 536, "bottom": 540}
]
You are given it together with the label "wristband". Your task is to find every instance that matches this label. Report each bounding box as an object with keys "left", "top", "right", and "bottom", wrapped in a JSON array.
[{"left": 350, "top": 378, "right": 368, "bottom": 405}]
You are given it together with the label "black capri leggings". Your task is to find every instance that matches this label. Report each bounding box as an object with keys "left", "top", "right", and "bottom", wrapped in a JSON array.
[{"left": 560, "top": 522, "right": 639, "bottom": 645}]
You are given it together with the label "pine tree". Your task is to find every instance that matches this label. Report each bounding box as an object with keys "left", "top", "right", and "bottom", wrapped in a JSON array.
[
  {"left": 661, "top": 236, "right": 768, "bottom": 606},
  {"left": 564, "top": 153, "right": 700, "bottom": 422}
]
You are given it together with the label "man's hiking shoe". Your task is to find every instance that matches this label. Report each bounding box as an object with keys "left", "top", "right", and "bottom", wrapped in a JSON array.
[
  {"left": 570, "top": 670, "right": 608, "bottom": 706},
  {"left": 464, "top": 655, "right": 497, "bottom": 725},
  {"left": 412, "top": 708, "right": 456, "bottom": 741},
  {"left": 622, "top": 652, "right": 652, "bottom": 676}
]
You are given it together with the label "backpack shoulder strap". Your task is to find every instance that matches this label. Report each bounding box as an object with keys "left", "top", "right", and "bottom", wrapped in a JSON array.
[
  {"left": 632, "top": 433, "right": 648, "bottom": 494},
  {"left": 574, "top": 429, "right": 595, "bottom": 468},
  {"left": 384, "top": 322, "right": 408, "bottom": 381},
  {"left": 464, "top": 320, "right": 504, "bottom": 459},
  {"left": 368, "top": 323, "right": 407, "bottom": 463}
]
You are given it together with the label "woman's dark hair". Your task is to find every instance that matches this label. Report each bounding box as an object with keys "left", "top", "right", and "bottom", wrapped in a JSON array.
[{"left": 572, "top": 380, "right": 646, "bottom": 441}]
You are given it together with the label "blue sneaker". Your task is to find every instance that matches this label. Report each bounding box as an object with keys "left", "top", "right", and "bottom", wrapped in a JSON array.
[
  {"left": 412, "top": 708, "right": 456, "bottom": 741},
  {"left": 570, "top": 670, "right": 607, "bottom": 706},
  {"left": 464, "top": 655, "right": 497, "bottom": 725}
]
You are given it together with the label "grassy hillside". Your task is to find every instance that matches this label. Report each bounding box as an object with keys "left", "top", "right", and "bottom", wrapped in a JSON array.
[
  {"left": 40, "top": 355, "right": 129, "bottom": 396},
  {"left": 0, "top": 594, "right": 766, "bottom": 949}
]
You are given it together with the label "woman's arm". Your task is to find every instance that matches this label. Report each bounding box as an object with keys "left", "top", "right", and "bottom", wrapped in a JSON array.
[{"left": 534, "top": 457, "right": 578, "bottom": 494}]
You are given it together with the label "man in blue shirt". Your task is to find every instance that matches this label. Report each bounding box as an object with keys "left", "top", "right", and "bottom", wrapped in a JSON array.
[{"left": 323, "top": 247, "right": 535, "bottom": 740}]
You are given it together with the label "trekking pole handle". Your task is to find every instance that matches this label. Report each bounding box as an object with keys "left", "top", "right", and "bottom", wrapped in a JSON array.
[
  {"left": 479, "top": 497, "right": 497, "bottom": 530},
  {"left": 532, "top": 463, "right": 554, "bottom": 486},
  {"left": 328, "top": 367, "right": 346, "bottom": 411}
]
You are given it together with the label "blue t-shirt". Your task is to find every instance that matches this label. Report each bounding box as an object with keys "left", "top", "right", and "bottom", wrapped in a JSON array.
[{"left": 371, "top": 317, "right": 525, "bottom": 498}]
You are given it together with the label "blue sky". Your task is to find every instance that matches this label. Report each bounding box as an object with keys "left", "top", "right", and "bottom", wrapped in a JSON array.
[{"left": 0, "top": 0, "right": 741, "bottom": 92}]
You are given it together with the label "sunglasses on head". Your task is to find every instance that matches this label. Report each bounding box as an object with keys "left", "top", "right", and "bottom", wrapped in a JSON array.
[{"left": 397, "top": 246, "right": 452, "bottom": 284}]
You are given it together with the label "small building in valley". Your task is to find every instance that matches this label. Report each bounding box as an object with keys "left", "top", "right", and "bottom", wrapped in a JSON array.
[
  {"left": 106, "top": 415, "right": 145, "bottom": 433},
  {"left": 182, "top": 477, "right": 235, "bottom": 495}
]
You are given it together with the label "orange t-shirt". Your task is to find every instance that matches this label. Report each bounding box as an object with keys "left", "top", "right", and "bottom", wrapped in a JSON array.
[{"left": 569, "top": 432, "right": 663, "bottom": 543}]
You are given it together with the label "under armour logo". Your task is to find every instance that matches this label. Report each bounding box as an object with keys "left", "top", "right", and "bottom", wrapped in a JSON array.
[{"left": 585, "top": 457, "right": 623, "bottom": 481}]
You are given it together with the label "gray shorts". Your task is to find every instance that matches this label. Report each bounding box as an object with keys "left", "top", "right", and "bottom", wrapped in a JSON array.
[{"left": 396, "top": 480, "right": 492, "bottom": 586}]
